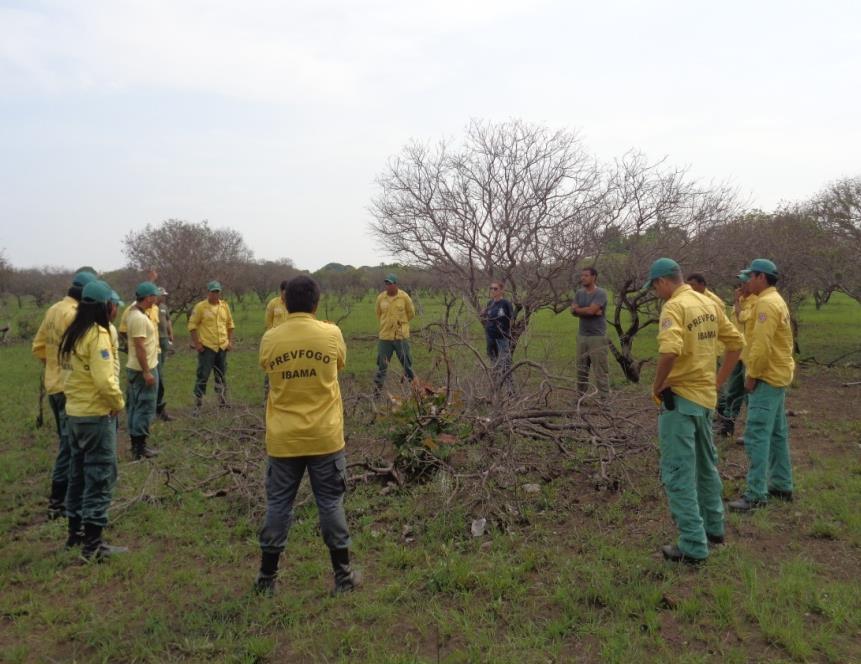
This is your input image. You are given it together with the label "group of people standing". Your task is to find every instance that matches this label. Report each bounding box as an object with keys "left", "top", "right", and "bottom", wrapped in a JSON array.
[
  {"left": 31, "top": 257, "right": 794, "bottom": 588},
  {"left": 477, "top": 260, "right": 796, "bottom": 564},
  {"left": 32, "top": 274, "right": 238, "bottom": 561}
]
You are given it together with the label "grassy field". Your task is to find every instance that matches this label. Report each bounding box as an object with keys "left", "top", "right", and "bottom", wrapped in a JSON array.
[{"left": 0, "top": 291, "right": 859, "bottom": 662}]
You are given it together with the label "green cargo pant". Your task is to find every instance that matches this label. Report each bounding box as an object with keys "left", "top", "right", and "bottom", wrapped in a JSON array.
[
  {"left": 48, "top": 393, "right": 71, "bottom": 485},
  {"left": 66, "top": 415, "right": 118, "bottom": 527},
  {"left": 127, "top": 367, "right": 159, "bottom": 438},
  {"left": 717, "top": 360, "right": 747, "bottom": 422},
  {"left": 374, "top": 340, "right": 415, "bottom": 389},
  {"left": 659, "top": 395, "right": 724, "bottom": 559},
  {"left": 743, "top": 381, "right": 792, "bottom": 502},
  {"left": 576, "top": 335, "right": 609, "bottom": 396}
]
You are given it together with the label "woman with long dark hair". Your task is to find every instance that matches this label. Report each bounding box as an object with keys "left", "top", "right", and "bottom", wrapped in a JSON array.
[{"left": 58, "top": 280, "right": 127, "bottom": 561}]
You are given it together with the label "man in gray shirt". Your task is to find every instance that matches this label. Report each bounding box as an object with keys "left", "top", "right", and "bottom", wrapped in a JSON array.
[{"left": 571, "top": 266, "right": 610, "bottom": 397}]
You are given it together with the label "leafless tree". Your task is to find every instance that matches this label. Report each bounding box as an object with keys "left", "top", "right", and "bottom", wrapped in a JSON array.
[
  {"left": 371, "top": 119, "right": 607, "bottom": 348},
  {"left": 235, "top": 258, "right": 299, "bottom": 304},
  {"left": 122, "top": 219, "right": 253, "bottom": 316},
  {"left": 809, "top": 176, "right": 861, "bottom": 303},
  {"left": 598, "top": 152, "right": 739, "bottom": 381}
]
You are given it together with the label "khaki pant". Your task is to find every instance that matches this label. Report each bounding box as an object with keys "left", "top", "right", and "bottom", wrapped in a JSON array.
[{"left": 576, "top": 335, "right": 609, "bottom": 396}]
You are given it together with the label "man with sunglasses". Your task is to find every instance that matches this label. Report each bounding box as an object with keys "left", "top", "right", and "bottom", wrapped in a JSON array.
[{"left": 480, "top": 280, "right": 514, "bottom": 393}]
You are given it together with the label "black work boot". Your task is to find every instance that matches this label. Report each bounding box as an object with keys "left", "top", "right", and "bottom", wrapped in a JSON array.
[
  {"left": 80, "top": 523, "right": 129, "bottom": 562},
  {"left": 254, "top": 551, "right": 280, "bottom": 597},
  {"left": 660, "top": 544, "right": 705, "bottom": 565},
  {"left": 131, "top": 435, "right": 159, "bottom": 460},
  {"left": 706, "top": 533, "right": 725, "bottom": 546},
  {"left": 65, "top": 516, "right": 84, "bottom": 549},
  {"left": 157, "top": 408, "right": 174, "bottom": 422},
  {"left": 48, "top": 481, "right": 67, "bottom": 520},
  {"left": 330, "top": 548, "right": 361, "bottom": 596},
  {"left": 768, "top": 488, "right": 794, "bottom": 502}
]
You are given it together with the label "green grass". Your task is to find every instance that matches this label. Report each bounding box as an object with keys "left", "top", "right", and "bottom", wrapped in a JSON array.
[{"left": 0, "top": 291, "right": 859, "bottom": 662}]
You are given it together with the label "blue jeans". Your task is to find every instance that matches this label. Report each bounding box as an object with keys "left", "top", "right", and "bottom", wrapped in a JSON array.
[
  {"left": 259, "top": 450, "right": 350, "bottom": 554},
  {"left": 486, "top": 336, "right": 513, "bottom": 393},
  {"left": 49, "top": 393, "right": 71, "bottom": 485}
]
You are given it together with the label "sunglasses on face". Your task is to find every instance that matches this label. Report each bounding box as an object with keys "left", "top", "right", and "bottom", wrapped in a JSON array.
[{"left": 490, "top": 286, "right": 500, "bottom": 291}]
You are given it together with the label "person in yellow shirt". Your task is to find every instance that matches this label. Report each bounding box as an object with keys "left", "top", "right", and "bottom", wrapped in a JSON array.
[
  {"left": 58, "top": 280, "right": 128, "bottom": 561},
  {"left": 729, "top": 259, "right": 796, "bottom": 511},
  {"left": 117, "top": 297, "right": 159, "bottom": 353},
  {"left": 646, "top": 258, "right": 744, "bottom": 563},
  {"left": 373, "top": 273, "right": 416, "bottom": 395},
  {"left": 32, "top": 270, "right": 97, "bottom": 519},
  {"left": 188, "top": 281, "right": 235, "bottom": 408},
  {"left": 263, "top": 281, "right": 289, "bottom": 398},
  {"left": 718, "top": 271, "right": 758, "bottom": 442},
  {"left": 264, "top": 281, "right": 289, "bottom": 331},
  {"left": 685, "top": 273, "right": 727, "bottom": 312},
  {"left": 126, "top": 282, "right": 161, "bottom": 460},
  {"left": 254, "top": 276, "right": 359, "bottom": 597}
]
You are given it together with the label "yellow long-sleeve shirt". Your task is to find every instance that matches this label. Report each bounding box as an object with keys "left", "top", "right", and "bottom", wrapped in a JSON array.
[
  {"left": 734, "top": 293, "right": 759, "bottom": 363},
  {"left": 746, "top": 287, "right": 795, "bottom": 388},
  {"left": 259, "top": 313, "right": 347, "bottom": 457},
  {"left": 703, "top": 288, "right": 730, "bottom": 356},
  {"left": 376, "top": 290, "right": 415, "bottom": 340},
  {"left": 657, "top": 285, "right": 745, "bottom": 409},
  {"left": 32, "top": 296, "right": 78, "bottom": 395},
  {"left": 62, "top": 325, "right": 125, "bottom": 416},
  {"left": 188, "top": 300, "right": 234, "bottom": 351},
  {"left": 265, "top": 296, "right": 288, "bottom": 330}
]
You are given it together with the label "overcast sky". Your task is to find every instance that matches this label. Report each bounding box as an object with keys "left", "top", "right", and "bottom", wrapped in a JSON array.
[{"left": 1, "top": 0, "right": 858, "bottom": 272}]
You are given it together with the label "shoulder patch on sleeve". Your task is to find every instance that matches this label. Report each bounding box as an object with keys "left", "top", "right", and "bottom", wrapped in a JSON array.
[
  {"left": 100, "top": 349, "right": 111, "bottom": 360},
  {"left": 757, "top": 312, "right": 767, "bottom": 323},
  {"left": 661, "top": 318, "right": 673, "bottom": 330}
]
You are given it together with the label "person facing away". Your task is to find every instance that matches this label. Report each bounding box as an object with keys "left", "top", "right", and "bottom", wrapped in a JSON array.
[
  {"left": 645, "top": 258, "right": 744, "bottom": 565},
  {"left": 570, "top": 266, "right": 609, "bottom": 397},
  {"left": 254, "top": 275, "right": 359, "bottom": 597},
  {"left": 32, "top": 270, "right": 98, "bottom": 520},
  {"left": 480, "top": 279, "right": 514, "bottom": 393},
  {"left": 188, "top": 280, "right": 235, "bottom": 408},
  {"left": 373, "top": 273, "right": 416, "bottom": 394}
]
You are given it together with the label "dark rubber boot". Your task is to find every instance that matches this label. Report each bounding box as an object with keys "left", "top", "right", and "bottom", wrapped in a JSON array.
[
  {"left": 330, "top": 548, "right": 361, "bottom": 596},
  {"left": 48, "top": 481, "right": 67, "bottom": 520},
  {"left": 661, "top": 544, "right": 705, "bottom": 565},
  {"left": 254, "top": 551, "right": 280, "bottom": 597},
  {"left": 65, "top": 516, "right": 84, "bottom": 549},
  {"left": 80, "top": 523, "right": 128, "bottom": 562},
  {"left": 131, "top": 435, "right": 159, "bottom": 460}
]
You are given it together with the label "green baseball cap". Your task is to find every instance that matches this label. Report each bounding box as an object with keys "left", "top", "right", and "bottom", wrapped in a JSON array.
[
  {"left": 135, "top": 281, "right": 160, "bottom": 298},
  {"left": 384, "top": 273, "right": 398, "bottom": 284},
  {"left": 747, "top": 258, "right": 778, "bottom": 277},
  {"left": 72, "top": 271, "right": 97, "bottom": 288},
  {"left": 81, "top": 280, "right": 113, "bottom": 304},
  {"left": 642, "top": 258, "right": 681, "bottom": 290},
  {"left": 207, "top": 280, "right": 223, "bottom": 292},
  {"left": 737, "top": 269, "right": 752, "bottom": 283}
]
